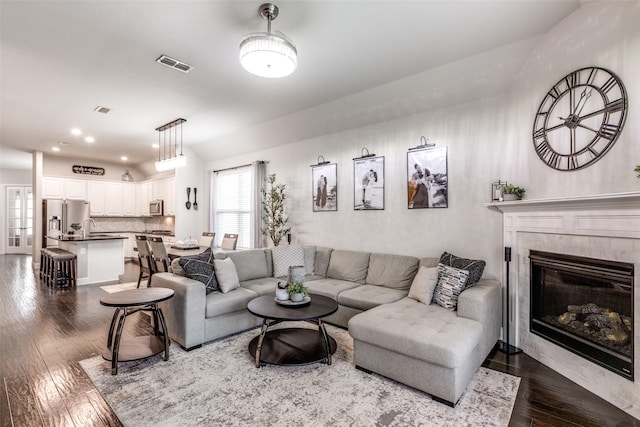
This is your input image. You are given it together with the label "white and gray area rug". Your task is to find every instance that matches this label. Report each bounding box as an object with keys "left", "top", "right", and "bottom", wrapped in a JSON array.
[{"left": 80, "top": 324, "right": 520, "bottom": 427}]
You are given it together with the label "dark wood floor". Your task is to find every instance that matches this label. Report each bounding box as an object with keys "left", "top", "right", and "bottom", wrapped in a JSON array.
[{"left": 1, "top": 255, "right": 638, "bottom": 427}]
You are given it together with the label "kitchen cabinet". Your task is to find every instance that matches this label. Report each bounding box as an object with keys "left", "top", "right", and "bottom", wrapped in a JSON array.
[
  {"left": 149, "top": 177, "right": 176, "bottom": 215},
  {"left": 64, "top": 179, "right": 88, "bottom": 200},
  {"left": 104, "top": 183, "right": 123, "bottom": 216},
  {"left": 121, "top": 183, "right": 136, "bottom": 216},
  {"left": 87, "top": 182, "right": 106, "bottom": 215},
  {"left": 136, "top": 182, "right": 150, "bottom": 216},
  {"left": 43, "top": 177, "right": 87, "bottom": 200}
]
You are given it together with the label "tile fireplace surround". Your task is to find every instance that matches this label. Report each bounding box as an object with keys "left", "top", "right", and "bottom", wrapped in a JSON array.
[{"left": 487, "top": 191, "right": 640, "bottom": 418}]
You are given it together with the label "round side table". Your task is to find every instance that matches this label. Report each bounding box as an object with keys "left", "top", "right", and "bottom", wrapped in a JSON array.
[{"left": 100, "top": 287, "right": 174, "bottom": 375}]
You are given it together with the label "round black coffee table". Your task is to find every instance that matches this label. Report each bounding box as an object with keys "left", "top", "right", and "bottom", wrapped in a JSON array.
[
  {"left": 100, "top": 287, "right": 174, "bottom": 375},
  {"left": 247, "top": 294, "right": 338, "bottom": 368}
]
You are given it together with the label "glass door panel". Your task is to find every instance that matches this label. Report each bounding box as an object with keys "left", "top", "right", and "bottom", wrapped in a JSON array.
[{"left": 6, "top": 186, "right": 32, "bottom": 254}]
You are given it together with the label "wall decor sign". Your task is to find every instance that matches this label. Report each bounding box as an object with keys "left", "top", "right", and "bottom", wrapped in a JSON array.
[
  {"left": 407, "top": 146, "right": 448, "bottom": 208},
  {"left": 311, "top": 162, "right": 338, "bottom": 212},
  {"left": 354, "top": 153, "right": 384, "bottom": 210},
  {"left": 72, "top": 165, "right": 105, "bottom": 176}
]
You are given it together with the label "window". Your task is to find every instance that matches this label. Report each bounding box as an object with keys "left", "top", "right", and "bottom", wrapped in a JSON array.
[{"left": 214, "top": 166, "right": 252, "bottom": 248}]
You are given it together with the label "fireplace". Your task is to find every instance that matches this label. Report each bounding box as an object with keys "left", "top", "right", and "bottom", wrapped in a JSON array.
[{"left": 530, "top": 250, "right": 634, "bottom": 380}]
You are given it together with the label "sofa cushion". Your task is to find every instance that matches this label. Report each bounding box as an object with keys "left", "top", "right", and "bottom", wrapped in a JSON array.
[
  {"left": 303, "top": 246, "right": 316, "bottom": 275},
  {"left": 408, "top": 266, "right": 439, "bottom": 304},
  {"left": 226, "top": 249, "right": 270, "bottom": 282},
  {"left": 439, "top": 251, "right": 485, "bottom": 288},
  {"left": 205, "top": 287, "right": 258, "bottom": 318},
  {"left": 365, "top": 253, "right": 419, "bottom": 290},
  {"left": 327, "top": 250, "right": 370, "bottom": 283},
  {"left": 178, "top": 249, "right": 218, "bottom": 294},
  {"left": 337, "top": 285, "right": 407, "bottom": 311},
  {"left": 348, "top": 297, "right": 482, "bottom": 368},
  {"left": 432, "top": 264, "right": 469, "bottom": 310},
  {"left": 240, "top": 277, "right": 281, "bottom": 296},
  {"left": 214, "top": 258, "right": 240, "bottom": 293},
  {"left": 305, "top": 278, "right": 361, "bottom": 300},
  {"left": 272, "top": 244, "right": 305, "bottom": 278},
  {"left": 314, "top": 246, "right": 334, "bottom": 277},
  {"left": 419, "top": 257, "right": 439, "bottom": 269}
]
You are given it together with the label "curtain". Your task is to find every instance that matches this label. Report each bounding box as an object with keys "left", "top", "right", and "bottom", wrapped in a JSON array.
[{"left": 251, "top": 161, "right": 266, "bottom": 248}]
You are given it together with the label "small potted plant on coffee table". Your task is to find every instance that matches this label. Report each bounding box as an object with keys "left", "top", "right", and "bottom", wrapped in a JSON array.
[{"left": 287, "top": 282, "right": 308, "bottom": 303}]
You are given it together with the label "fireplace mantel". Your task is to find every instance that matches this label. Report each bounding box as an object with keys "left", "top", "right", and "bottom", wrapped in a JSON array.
[{"left": 484, "top": 191, "right": 640, "bottom": 213}]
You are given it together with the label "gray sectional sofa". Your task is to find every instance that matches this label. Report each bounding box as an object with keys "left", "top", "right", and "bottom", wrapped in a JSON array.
[{"left": 153, "top": 245, "right": 501, "bottom": 406}]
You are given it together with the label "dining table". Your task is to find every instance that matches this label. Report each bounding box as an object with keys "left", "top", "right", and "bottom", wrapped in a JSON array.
[{"left": 165, "top": 244, "right": 210, "bottom": 260}]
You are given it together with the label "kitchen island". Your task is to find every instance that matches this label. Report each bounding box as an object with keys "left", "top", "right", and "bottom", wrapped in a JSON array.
[{"left": 47, "top": 234, "right": 127, "bottom": 286}]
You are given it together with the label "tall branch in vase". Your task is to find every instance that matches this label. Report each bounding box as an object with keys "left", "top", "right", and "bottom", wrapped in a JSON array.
[{"left": 260, "top": 174, "right": 291, "bottom": 246}]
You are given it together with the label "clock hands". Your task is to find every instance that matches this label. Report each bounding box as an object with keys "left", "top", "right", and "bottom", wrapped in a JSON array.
[{"left": 558, "top": 88, "right": 593, "bottom": 129}]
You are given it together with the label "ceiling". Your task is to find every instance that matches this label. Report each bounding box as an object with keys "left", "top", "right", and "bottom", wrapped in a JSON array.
[{"left": 0, "top": 1, "right": 580, "bottom": 171}]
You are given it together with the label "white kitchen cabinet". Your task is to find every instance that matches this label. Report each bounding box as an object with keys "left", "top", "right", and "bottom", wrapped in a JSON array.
[
  {"left": 164, "top": 177, "right": 176, "bottom": 215},
  {"left": 87, "top": 181, "right": 106, "bottom": 215},
  {"left": 121, "top": 183, "right": 136, "bottom": 216},
  {"left": 64, "top": 179, "right": 87, "bottom": 200},
  {"left": 136, "top": 182, "right": 150, "bottom": 216},
  {"left": 104, "top": 183, "right": 123, "bottom": 216},
  {"left": 42, "top": 177, "right": 65, "bottom": 199}
]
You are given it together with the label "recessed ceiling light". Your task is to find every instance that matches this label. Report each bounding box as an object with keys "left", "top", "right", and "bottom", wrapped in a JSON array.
[
  {"left": 152, "top": 143, "right": 159, "bottom": 149},
  {"left": 85, "top": 136, "right": 95, "bottom": 143},
  {"left": 52, "top": 147, "right": 61, "bottom": 152},
  {"left": 71, "top": 128, "right": 82, "bottom": 136},
  {"left": 121, "top": 156, "right": 128, "bottom": 161}
]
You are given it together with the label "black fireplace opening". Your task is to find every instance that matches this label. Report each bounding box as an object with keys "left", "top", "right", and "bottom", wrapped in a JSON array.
[{"left": 530, "top": 250, "right": 634, "bottom": 380}]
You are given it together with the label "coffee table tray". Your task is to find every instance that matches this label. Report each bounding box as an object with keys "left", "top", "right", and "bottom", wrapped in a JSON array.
[{"left": 274, "top": 296, "right": 311, "bottom": 307}]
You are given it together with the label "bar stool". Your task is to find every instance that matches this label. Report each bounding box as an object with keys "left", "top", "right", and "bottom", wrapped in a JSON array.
[{"left": 45, "top": 248, "right": 77, "bottom": 287}]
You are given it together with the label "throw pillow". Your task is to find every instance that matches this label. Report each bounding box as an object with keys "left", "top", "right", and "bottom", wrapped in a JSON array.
[
  {"left": 213, "top": 257, "right": 240, "bottom": 293},
  {"left": 272, "top": 244, "right": 305, "bottom": 278},
  {"left": 303, "top": 246, "right": 316, "bottom": 275},
  {"left": 178, "top": 248, "right": 217, "bottom": 294},
  {"left": 407, "top": 266, "right": 439, "bottom": 304},
  {"left": 432, "top": 263, "right": 469, "bottom": 311},
  {"left": 439, "top": 251, "right": 486, "bottom": 288}
]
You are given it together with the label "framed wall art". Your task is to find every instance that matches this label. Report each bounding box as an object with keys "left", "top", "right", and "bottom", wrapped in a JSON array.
[
  {"left": 407, "top": 146, "right": 448, "bottom": 208},
  {"left": 311, "top": 163, "right": 337, "bottom": 212},
  {"left": 354, "top": 155, "right": 384, "bottom": 210}
]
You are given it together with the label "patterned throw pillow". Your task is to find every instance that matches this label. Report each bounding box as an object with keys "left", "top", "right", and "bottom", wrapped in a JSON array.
[
  {"left": 272, "top": 244, "right": 305, "bottom": 278},
  {"left": 213, "top": 257, "right": 240, "bottom": 293},
  {"left": 179, "top": 248, "right": 217, "bottom": 294},
  {"left": 432, "top": 263, "right": 469, "bottom": 311},
  {"left": 439, "top": 251, "right": 486, "bottom": 288}
]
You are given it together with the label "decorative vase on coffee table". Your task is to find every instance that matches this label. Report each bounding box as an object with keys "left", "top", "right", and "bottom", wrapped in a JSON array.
[{"left": 276, "top": 288, "right": 289, "bottom": 301}]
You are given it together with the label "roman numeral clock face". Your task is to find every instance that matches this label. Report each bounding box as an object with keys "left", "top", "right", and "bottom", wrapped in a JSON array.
[{"left": 532, "top": 67, "right": 628, "bottom": 171}]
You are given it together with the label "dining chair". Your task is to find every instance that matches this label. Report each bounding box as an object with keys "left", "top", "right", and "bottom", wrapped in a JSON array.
[
  {"left": 199, "top": 232, "right": 215, "bottom": 248},
  {"left": 148, "top": 236, "right": 172, "bottom": 274},
  {"left": 135, "top": 235, "right": 155, "bottom": 287},
  {"left": 221, "top": 233, "right": 238, "bottom": 250}
]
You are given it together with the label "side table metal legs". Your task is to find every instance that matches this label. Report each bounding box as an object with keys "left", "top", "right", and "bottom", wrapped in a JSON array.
[
  {"left": 254, "top": 319, "right": 270, "bottom": 368},
  {"left": 318, "top": 319, "right": 332, "bottom": 365}
]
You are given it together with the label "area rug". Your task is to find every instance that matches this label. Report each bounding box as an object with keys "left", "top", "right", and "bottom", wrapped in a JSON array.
[
  {"left": 80, "top": 324, "right": 520, "bottom": 427},
  {"left": 100, "top": 282, "right": 144, "bottom": 293}
]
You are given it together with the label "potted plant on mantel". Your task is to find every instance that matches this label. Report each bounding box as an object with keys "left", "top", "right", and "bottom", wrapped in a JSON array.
[
  {"left": 502, "top": 184, "right": 526, "bottom": 201},
  {"left": 260, "top": 174, "right": 291, "bottom": 246}
]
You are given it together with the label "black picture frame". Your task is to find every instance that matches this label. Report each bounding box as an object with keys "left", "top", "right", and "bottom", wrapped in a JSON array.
[
  {"left": 354, "top": 156, "right": 384, "bottom": 210},
  {"left": 407, "top": 146, "right": 448, "bottom": 208},
  {"left": 311, "top": 163, "right": 337, "bottom": 212}
]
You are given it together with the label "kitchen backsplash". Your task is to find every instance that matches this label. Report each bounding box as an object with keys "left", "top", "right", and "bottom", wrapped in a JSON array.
[{"left": 92, "top": 217, "right": 174, "bottom": 234}]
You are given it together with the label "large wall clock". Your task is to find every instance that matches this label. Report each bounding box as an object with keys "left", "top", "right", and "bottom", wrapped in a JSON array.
[{"left": 532, "top": 66, "right": 628, "bottom": 171}]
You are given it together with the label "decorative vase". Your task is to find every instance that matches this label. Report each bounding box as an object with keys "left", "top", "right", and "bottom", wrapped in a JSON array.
[
  {"left": 502, "top": 193, "right": 518, "bottom": 201},
  {"left": 276, "top": 288, "right": 289, "bottom": 301},
  {"left": 290, "top": 293, "right": 305, "bottom": 303},
  {"left": 288, "top": 265, "right": 306, "bottom": 286}
]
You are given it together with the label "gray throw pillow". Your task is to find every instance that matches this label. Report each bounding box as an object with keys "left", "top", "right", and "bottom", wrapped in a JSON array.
[
  {"left": 439, "top": 251, "right": 485, "bottom": 288},
  {"left": 407, "top": 266, "right": 439, "bottom": 304},
  {"left": 432, "top": 263, "right": 469, "bottom": 311},
  {"left": 214, "top": 257, "right": 240, "bottom": 293},
  {"left": 179, "top": 248, "right": 217, "bottom": 294}
]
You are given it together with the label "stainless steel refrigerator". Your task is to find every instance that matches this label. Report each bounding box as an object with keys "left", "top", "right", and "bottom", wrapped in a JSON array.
[{"left": 42, "top": 199, "right": 90, "bottom": 247}]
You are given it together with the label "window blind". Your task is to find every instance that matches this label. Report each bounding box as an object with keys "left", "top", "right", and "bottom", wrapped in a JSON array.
[{"left": 214, "top": 166, "right": 252, "bottom": 249}]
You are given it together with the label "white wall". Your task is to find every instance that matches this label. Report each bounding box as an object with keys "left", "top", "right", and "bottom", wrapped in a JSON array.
[
  {"left": 174, "top": 147, "right": 207, "bottom": 241},
  {"left": 43, "top": 154, "right": 148, "bottom": 181}
]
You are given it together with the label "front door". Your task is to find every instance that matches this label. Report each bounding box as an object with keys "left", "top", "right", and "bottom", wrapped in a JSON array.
[{"left": 6, "top": 186, "right": 33, "bottom": 254}]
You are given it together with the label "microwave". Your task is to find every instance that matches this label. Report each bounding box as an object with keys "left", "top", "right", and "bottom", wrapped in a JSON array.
[{"left": 149, "top": 200, "right": 164, "bottom": 216}]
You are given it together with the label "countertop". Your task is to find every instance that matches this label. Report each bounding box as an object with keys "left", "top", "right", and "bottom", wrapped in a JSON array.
[{"left": 48, "top": 234, "right": 128, "bottom": 242}]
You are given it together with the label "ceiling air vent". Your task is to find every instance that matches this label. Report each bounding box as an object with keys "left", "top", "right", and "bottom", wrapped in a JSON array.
[
  {"left": 94, "top": 106, "right": 111, "bottom": 114},
  {"left": 156, "top": 55, "right": 194, "bottom": 73}
]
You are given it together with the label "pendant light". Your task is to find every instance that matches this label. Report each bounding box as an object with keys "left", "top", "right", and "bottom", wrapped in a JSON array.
[
  {"left": 155, "top": 118, "right": 187, "bottom": 172},
  {"left": 239, "top": 3, "right": 297, "bottom": 78}
]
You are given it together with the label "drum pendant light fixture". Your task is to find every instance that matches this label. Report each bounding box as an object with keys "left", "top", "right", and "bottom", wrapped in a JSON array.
[
  {"left": 155, "top": 118, "right": 187, "bottom": 172},
  {"left": 239, "top": 3, "right": 297, "bottom": 78}
]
